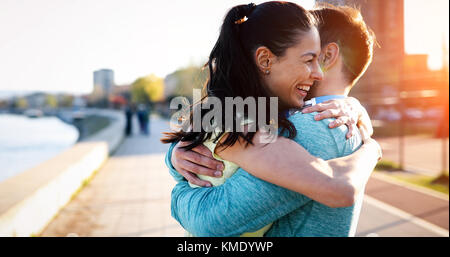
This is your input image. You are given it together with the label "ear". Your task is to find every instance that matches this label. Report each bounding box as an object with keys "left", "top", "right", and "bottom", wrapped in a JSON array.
[
  {"left": 254, "top": 46, "right": 275, "bottom": 74},
  {"left": 320, "top": 42, "right": 340, "bottom": 71}
]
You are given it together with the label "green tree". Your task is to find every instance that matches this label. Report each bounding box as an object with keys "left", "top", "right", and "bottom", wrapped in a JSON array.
[
  {"left": 45, "top": 94, "right": 58, "bottom": 108},
  {"left": 16, "top": 97, "right": 28, "bottom": 109},
  {"left": 59, "top": 94, "right": 74, "bottom": 107},
  {"left": 165, "top": 65, "right": 208, "bottom": 98},
  {"left": 131, "top": 74, "right": 164, "bottom": 103}
]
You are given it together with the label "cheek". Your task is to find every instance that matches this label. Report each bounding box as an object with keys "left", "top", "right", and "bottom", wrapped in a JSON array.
[
  {"left": 263, "top": 69, "right": 283, "bottom": 92},
  {"left": 295, "top": 64, "right": 311, "bottom": 81},
  {"left": 267, "top": 62, "right": 309, "bottom": 99},
  {"left": 268, "top": 73, "right": 292, "bottom": 97}
]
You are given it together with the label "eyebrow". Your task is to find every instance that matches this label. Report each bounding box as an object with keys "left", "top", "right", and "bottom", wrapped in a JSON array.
[{"left": 301, "top": 52, "right": 317, "bottom": 58}]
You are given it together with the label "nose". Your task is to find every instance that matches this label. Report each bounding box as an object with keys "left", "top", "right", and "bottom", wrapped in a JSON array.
[{"left": 311, "top": 61, "right": 324, "bottom": 81}]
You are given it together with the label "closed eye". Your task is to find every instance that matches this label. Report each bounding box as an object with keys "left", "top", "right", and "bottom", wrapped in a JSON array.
[
  {"left": 306, "top": 57, "right": 316, "bottom": 63},
  {"left": 302, "top": 52, "right": 318, "bottom": 64}
]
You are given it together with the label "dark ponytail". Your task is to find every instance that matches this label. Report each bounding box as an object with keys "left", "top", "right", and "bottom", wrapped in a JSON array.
[
  {"left": 209, "top": 3, "right": 261, "bottom": 99},
  {"left": 162, "top": 2, "right": 317, "bottom": 150}
]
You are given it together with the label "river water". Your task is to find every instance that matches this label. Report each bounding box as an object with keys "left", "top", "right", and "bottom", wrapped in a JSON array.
[{"left": 0, "top": 114, "right": 79, "bottom": 183}]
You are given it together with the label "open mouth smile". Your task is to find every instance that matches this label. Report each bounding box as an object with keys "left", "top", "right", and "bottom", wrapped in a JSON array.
[{"left": 295, "top": 84, "right": 311, "bottom": 97}]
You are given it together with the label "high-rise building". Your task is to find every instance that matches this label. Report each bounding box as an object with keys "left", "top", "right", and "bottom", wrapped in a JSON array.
[{"left": 93, "top": 69, "right": 115, "bottom": 97}]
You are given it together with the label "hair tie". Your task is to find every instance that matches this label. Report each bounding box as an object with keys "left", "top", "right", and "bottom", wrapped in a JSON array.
[
  {"left": 234, "top": 3, "right": 256, "bottom": 25},
  {"left": 234, "top": 17, "right": 248, "bottom": 25}
]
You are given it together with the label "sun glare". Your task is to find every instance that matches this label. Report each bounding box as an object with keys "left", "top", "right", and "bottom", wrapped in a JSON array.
[{"left": 405, "top": 0, "right": 449, "bottom": 70}]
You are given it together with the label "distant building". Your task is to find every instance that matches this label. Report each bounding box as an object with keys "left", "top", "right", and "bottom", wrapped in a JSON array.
[
  {"left": 163, "top": 65, "right": 207, "bottom": 99},
  {"left": 24, "top": 92, "right": 47, "bottom": 108},
  {"left": 402, "top": 54, "right": 446, "bottom": 108},
  {"left": 93, "top": 69, "right": 115, "bottom": 98},
  {"left": 163, "top": 74, "right": 178, "bottom": 99},
  {"left": 112, "top": 84, "right": 132, "bottom": 105},
  {"left": 73, "top": 96, "right": 87, "bottom": 108},
  {"left": 112, "top": 84, "right": 131, "bottom": 97}
]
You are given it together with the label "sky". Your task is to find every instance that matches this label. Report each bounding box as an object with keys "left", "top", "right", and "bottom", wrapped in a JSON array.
[
  {"left": 404, "top": 0, "right": 449, "bottom": 69},
  {"left": 0, "top": 0, "right": 448, "bottom": 95}
]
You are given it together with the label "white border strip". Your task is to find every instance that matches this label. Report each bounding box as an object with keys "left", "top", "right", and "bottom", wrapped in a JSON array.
[{"left": 364, "top": 195, "right": 449, "bottom": 237}]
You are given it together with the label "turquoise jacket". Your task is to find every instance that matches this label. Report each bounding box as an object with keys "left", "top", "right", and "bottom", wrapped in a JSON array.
[{"left": 166, "top": 100, "right": 363, "bottom": 237}]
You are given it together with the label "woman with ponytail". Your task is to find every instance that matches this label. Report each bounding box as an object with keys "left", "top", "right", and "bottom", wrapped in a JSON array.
[{"left": 162, "top": 2, "right": 381, "bottom": 237}]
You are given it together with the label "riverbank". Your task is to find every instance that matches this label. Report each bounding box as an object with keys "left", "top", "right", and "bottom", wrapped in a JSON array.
[
  {"left": 0, "top": 114, "right": 79, "bottom": 182},
  {"left": 74, "top": 115, "right": 111, "bottom": 141},
  {"left": 0, "top": 109, "right": 125, "bottom": 236}
]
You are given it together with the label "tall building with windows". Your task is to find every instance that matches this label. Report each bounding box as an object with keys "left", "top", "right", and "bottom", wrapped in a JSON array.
[{"left": 93, "top": 69, "right": 115, "bottom": 97}]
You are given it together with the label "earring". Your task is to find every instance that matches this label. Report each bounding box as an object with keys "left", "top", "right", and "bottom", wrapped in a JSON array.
[{"left": 265, "top": 70, "right": 270, "bottom": 75}]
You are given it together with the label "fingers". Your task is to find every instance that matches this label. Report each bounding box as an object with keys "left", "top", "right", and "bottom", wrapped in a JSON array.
[
  {"left": 302, "top": 101, "right": 337, "bottom": 114},
  {"left": 182, "top": 143, "right": 224, "bottom": 170},
  {"left": 358, "top": 117, "right": 374, "bottom": 137},
  {"left": 301, "top": 97, "right": 372, "bottom": 140},
  {"left": 313, "top": 108, "right": 342, "bottom": 121},
  {"left": 172, "top": 140, "right": 221, "bottom": 188},
  {"left": 182, "top": 150, "right": 223, "bottom": 173},
  {"left": 178, "top": 159, "right": 222, "bottom": 177},
  {"left": 346, "top": 124, "right": 355, "bottom": 139},
  {"left": 302, "top": 99, "right": 359, "bottom": 123},
  {"left": 191, "top": 144, "right": 216, "bottom": 161},
  {"left": 328, "top": 116, "right": 349, "bottom": 128},
  {"left": 173, "top": 141, "right": 224, "bottom": 174},
  {"left": 347, "top": 98, "right": 374, "bottom": 137},
  {"left": 178, "top": 168, "right": 213, "bottom": 188},
  {"left": 327, "top": 116, "right": 355, "bottom": 139},
  {"left": 358, "top": 125, "right": 371, "bottom": 143}
]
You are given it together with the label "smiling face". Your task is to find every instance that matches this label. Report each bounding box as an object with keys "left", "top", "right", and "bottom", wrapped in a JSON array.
[{"left": 262, "top": 28, "right": 323, "bottom": 110}]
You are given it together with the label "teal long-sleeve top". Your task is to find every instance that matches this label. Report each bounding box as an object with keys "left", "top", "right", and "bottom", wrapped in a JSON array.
[{"left": 166, "top": 111, "right": 363, "bottom": 237}]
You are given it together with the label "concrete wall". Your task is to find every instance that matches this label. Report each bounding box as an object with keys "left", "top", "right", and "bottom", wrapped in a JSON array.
[
  {"left": 81, "top": 109, "right": 125, "bottom": 154},
  {"left": 0, "top": 109, "right": 125, "bottom": 237}
]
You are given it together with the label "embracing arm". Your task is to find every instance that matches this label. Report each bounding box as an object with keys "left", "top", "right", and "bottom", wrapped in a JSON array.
[
  {"left": 216, "top": 99, "right": 380, "bottom": 208},
  {"left": 171, "top": 168, "right": 310, "bottom": 237},
  {"left": 166, "top": 142, "right": 311, "bottom": 236},
  {"left": 302, "top": 96, "right": 374, "bottom": 139},
  {"left": 326, "top": 137, "right": 381, "bottom": 200},
  {"left": 167, "top": 128, "right": 379, "bottom": 236},
  {"left": 218, "top": 130, "right": 381, "bottom": 208},
  {"left": 170, "top": 97, "right": 379, "bottom": 207}
]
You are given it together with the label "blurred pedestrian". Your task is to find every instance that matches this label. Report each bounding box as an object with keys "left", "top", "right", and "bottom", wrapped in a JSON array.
[
  {"left": 124, "top": 103, "right": 134, "bottom": 136},
  {"left": 137, "top": 103, "right": 150, "bottom": 135}
]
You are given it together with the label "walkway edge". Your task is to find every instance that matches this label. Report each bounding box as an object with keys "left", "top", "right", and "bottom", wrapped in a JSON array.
[{"left": 0, "top": 142, "right": 109, "bottom": 236}]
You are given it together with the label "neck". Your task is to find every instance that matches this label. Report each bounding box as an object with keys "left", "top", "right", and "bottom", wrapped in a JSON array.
[
  {"left": 311, "top": 71, "right": 351, "bottom": 98},
  {"left": 313, "top": 84, "right": 350, "bottom": 97}
]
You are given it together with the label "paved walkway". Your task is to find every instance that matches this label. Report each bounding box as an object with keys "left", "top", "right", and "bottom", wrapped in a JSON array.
[
  {"left": 376, "top": 136, "right": 449, "bottom": 176},
  {"left": 356, "top": 174, "right": 448, "bottom": 237},
  {"left": 40, "top": 117, "right": 449, "bottom": 237},
  {"left": 41, "top": 116, "right": 184, "bottom": 237}
]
